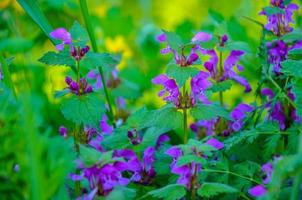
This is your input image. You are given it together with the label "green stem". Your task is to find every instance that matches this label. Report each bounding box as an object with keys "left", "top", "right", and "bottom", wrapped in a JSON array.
[
  {"left": 202, "top": 169, "right": 262, "bottom": 185},
  {"left": 0, "top": 54, "right": 17, "bottom": 98},
  {"left": 290, "top": 131, "right": 302, "bottom": 200},
  {"left": 219, "top": 51, "right": 223, "bottom": 106},
  {"left": 76, "top": 59, "right": 80, "bottom": 83},
  {"left": 183, "top": 84, "right": 188, "bottom": 144},
  {"left": 74, "top": 125, "right": 81, "bottom": 196},
  {"left": 79, "top": 0, "right": 115, "bottom": 126},
  {"left": 268, "top": 76, "right": 296, "bottom": 109}
]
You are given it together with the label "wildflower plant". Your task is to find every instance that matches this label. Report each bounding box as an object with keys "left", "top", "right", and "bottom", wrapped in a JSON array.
[{"left": 0, "top": 0, "right": 302, "bottom": 199}]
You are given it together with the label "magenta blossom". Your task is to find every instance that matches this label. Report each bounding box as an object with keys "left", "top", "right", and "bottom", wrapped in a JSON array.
[
  {"left": 248, "top": 185, "right": 267, "bottom": 197},
  {"left": 230, "top": 103, "right": 254, "bottom": 131},
  {"left": 206, "top": 138, "right": 224, "bottom": 150},
  {"left": 190, "top": 71, "right": 212, "bottom": 104},
  {"left": 59, "top": 125, "right": 68, "bottom": 138},
  {"left": 50, "top": 28, "right": 72, "bottom": 51}
]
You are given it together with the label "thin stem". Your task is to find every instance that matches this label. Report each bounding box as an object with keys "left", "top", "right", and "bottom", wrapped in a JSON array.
[
  {"left": 183, "top": 84, "right": 188, "bottom": 144},
  {"left": 218, "top": 51, "right": 223, "bottom": 106},
  {"left": 202, "top": 169, "right": 262, "bottom": 185},
  {"left": 74, "top": 125, "right": 81, "bottom": 196},
  {"left": 79, "top": 0, "right": 115, "bottom": 126},
  {"left": 268, "top": 76, "right": 296, "bottom": 109},
  {"left": 76, "top": 58, "right": 80, "bottom": 83}
]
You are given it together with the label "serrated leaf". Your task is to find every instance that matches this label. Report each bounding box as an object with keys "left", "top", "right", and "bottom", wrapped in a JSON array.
[
  {"left": 282, "top": 30, "right": 302, "bottom": 43},
  {"left": 210, "top": 80, "right": 232, "bottom": 93},
  {"left": 281, "top": 60, "right": 302, "bottom": 77},
  {"left": 69, "top": 21, "right": 89, "bottom": 47},
  {"left": 263, "top": 134, "right": 281, "bottom": 159},
  {"left": 54, "top": 89, "right": 70, "bottom": 98},
  {"left": 81, "top": 52, "right": 120, "bottom": 71},
  {"left": 101, "top": 126, "right": 130, "bottom": 150},
  {"left": 166, "top": 64, "right": 199, "bottom": 87},
  {"left": 147, "top": 184, "right": 186, "bottom": 200},
  {"left": 190, "top": 103, "right": 230, "bottom": 120},
  {"left": 39, "top": 50, "right": 75, "bottom": 67},
  {"left": 292, "top": 78, "right": 302, "bottom": 119},
  {"left": 263, "top": 6, "right": 285, "bottom": 16},
  {"left": 163, "top": 30, "right": 183, "bottom": 51},
  {"left": 79, "top": 145, "right": 113, "bottom": 167},
  {"left": 112, "top": 79, "right": 141, "bottom": 100},
  {"left": 197, "top": 183, "right": 238, "bottom": 198},
  {"left": 60, "top": 93, "right": 105, "bottom": 126},
  {"left": 176, "top": 155, "right": 207, "bottom": 166},
  {"left": 106, "top": 186, "right": 136, "bottom": 200}
]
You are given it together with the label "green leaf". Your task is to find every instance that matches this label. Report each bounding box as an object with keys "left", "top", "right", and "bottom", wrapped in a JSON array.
[
  {"left": 262, "top": 6, "right": 285, "bottom": 16},
  {"left": 210, "top": 80, "right": 232, "bottom": 93},
  {"left": 222, "top": 41, "right": 251, "bottom": 53},
  {"left": 111, "top": 79, "right": 141, "bottom": 100},
  {"left": 166, "top": 64, "right": 199, "bottom": 87},
  {"left": 190, "top": 103, "right": 230, "bottom": 120},
  {"left": 0, "top": 38, "right": 33, "bottom": 53},
  {"left": 197, "top": 183, "right": 238, "bottom": 198},
  {"left": 17, "top": 0, "right": 55, "bottom": 43},
  {"left": 292, "top": 78, "right": 302, "bottom": 119},
  {"left": 163, "top": 30, "right": 183, "bottom": 51},
  {"left": 147, "top": 184, "right": 186, "bottom": 200},
  {"left": 60, "top": 93, "right": 105, "bottom": 126},
  {"left": 54, "top": 89, "right": 70, "bottom": 98},
  {"left": 69, "top": 21, "right": 89, "bottom": 47},
  {"left": 263, "top": 134, "right": 281, "bottom": 159},
  {"left": 282, "top": 30, "right": 302, "bottom": 43},
  {"left": 81, "top": 52, "right": 120, "bottom": 71},
  {"left": 281, "top": 60, "right": 302, "bottom": 77},
  {"left": 79, "top": 145, "right": 113, "bottom": 167},
  {"left": 176, "top": 155, "right": 206, "bottom": 166},
  {"left": 106, "top": 186, "right": 136, "bottom": 200},
  {"left": 38, "top": 50, "right": 75, "bottom": 67}
]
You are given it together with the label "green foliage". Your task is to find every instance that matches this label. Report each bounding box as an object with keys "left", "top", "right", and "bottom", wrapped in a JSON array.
[
  {"left": 210, "top": 80, "right": 232, "bottom": 93},
  {"left": 262, "top": 6, "right": 285, "bottom": 16},
  {"left": 166, "top": 64, "right": 199, "bottom": 87},
  {"left": 79, "top": 145, "right": 113, "bottom": 167},
  {"left": 163, "top": 30, "right": 184, "bottom": 51},
  {"left": 282, "top": 30, "right": 302, "bottom": 43},
  {"left": 281, "top": 60, "right": 302, "bottom": 77},
  {"left": 69, "top": 21, "right": 89, "bottom": 47},
  {"left": 60, "top": 93, "right": 105, "bottom": 126},
  {"left": 0, "top": 38, "right": 33, "bottom": 53},
  {"left": 106, "top": 186, "right": 136, "bottom": 200},
  {"left": 190, "top": 103, "right": 230, "bottom": 120},
  {"left": 176, "top": 154, "right": 206, "bottom": 166},
  {"left": 146, "top": 184, "right": 186, "bottom": 200},
  {"left": 197, "top": 183, "right": 238, "bottom": 198},
  {"left": 39, "top": 50, "right": 75, "bottom": 67}
]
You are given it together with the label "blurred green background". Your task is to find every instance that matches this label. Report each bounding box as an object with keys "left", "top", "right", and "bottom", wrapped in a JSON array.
[{"left": 0, "top": 0, "right": 301, "bottom": 199}]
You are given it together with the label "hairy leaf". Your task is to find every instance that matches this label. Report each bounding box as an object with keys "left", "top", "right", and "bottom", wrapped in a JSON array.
[
  {"left": 197, "top": 182, "right": 238, "bottom": 198},
  {"left": 166, "top": 64, "right": 199, "bottom": 87},
  {"left": 147, "top": 184, "right": 186, "bottom": 200},
  {"left": 190, "top": 103, "right": 230, "bottom": 120}
]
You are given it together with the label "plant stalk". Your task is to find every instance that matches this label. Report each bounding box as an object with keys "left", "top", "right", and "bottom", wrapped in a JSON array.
[
  {"left": 79, "top": 0, "right": 116, "bottom": 126},
  {"left": 183, "top": 83, "right": 188, "bottom": 144}
]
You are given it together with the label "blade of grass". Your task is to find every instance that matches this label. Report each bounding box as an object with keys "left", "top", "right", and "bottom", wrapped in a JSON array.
[
  {"left": 17, "top": 0, "right": 55, "bottom": 44},
  {"left": 0, "top": 54, "right": 17, "bottom": 98},
  {"left": 79, "top": 0, "right": 116, "bottom": 126}
]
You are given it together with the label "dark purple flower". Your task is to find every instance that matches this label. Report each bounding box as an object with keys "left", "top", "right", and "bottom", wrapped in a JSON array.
[
  {"left": 248, "top": 185, "right": 267, "bottom": 197},
  {"left": 190, "top": 118, "right": 218, "bottom": 136},
  {"left": 220, "top": 34, "right": 228, "bottom": 47},
  {"left": 0, "top": 69, "right": 3, "bottom": 81},
  {"left": 206, "top": 138, "right": 224, "bottom": 150},
  {"left": 267, "top": 40, "right": 288, "bottom": 73},
  {"left": 50, "top": 28, "right": 72, "bottom": 51},
  {"left": 59, "top": 125, "right": 68, "bottom": 138},
  {"left": 262, "top": 162, "right": 273, "bottom": 184},
  {"left": 156, "top": 33, "right": 167, "bottom": 42},
  {"left": 87, "top": 70, "right": 102, "bottom": 90},
  {"left": 152, "top": 74, "right": 180, "bottom": 106}
]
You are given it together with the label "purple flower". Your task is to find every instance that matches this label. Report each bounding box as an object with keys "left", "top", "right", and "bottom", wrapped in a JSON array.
[
  {"left": 59, "top": 125, "right": 68, "bottom": 138},
  {"left": 261, "top": 88, "right": 286, "bottom": 129},
  {"left": 99, "top": 115, "right": 113, "bottom": 134},
  {"left": 190, "top": 118, "right": 218, "bottom": 136},
  {"left": 50, "top": 28, "right": 72, "bottom": 51},
  {"left": 220, "top": 34, "right": 228, "bottom": 47},
  {"left": 248, "top": 185, "right": 267, "bottom": 197},
  {"left": 190, "top": 71, "right": 211, "bottom": 104},
  {"left": 260, "top": 1, "right": 299, "bottom": 36},
  {"left": 206, "top": 138, "right": 224, "bottom": 150},
  {"left": 156, "top": 33, "right": 167, "bottom": 42},
  {"left": 267, "top": 40, "right": 288, "bottom": 73},
  {"left": 76, "top": 188, "right": 98, "bottom": 200},
  {"left": 152, "top": 74, "right": 180, "bottom": 106},
  {"left": 0, "top": 68, "right": 3, "bottom": 81},
  {"left": 165, "top": 146, "right": 201, "bottom": 189},
  {"left": 156, "top": 134, "right": 170, "bottom": 149},
  {"left": 230, "top": 103, "right": 254, "bottom": 131},
  {"left": 262, "top": 162, "right": 273, "bottom": 184},
  {"left": 127, "top": 129, "right": 142, "bottom": 145},
  {"left": 191, "top": 32, "right": 212, "bottom": 42}
]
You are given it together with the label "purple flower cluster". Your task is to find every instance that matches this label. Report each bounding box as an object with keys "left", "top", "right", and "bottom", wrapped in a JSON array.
[
  {"left": 230, "top": 103, "right": 254, "bottom": 131},
  {"left": 0, "top": 68, "right": 3, "bottom": 81},
  {"left": 200, "top": 47, "right": 251, "bottom": 93},
  {"left": 65, "top": 76, "right": 93, "bottom": 95},
  {"left": 165, "top": 138, "right": 224, "bottom": 189},
  {"left": 259, "top": 0, "right": 299, "bottom": 36},
  {"left": 50, "top": 28, "right": 72, "bottom": 51},
  {"left": 87, "top": 69, "right": 121, "bottom": 90}
]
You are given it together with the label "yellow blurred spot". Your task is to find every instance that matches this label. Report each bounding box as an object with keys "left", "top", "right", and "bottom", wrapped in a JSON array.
[
  {"left": 92, "top": 4, "right": 108, "bottom": 18},
  {"left": 105, "top": 36, "right": 132, "bottom": 70},
  {"left": 43, "top": 66, "right": 68, "bottom": 103},
  {"left": 0, "top": 0, "right": 10, "bottom": 9}
]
